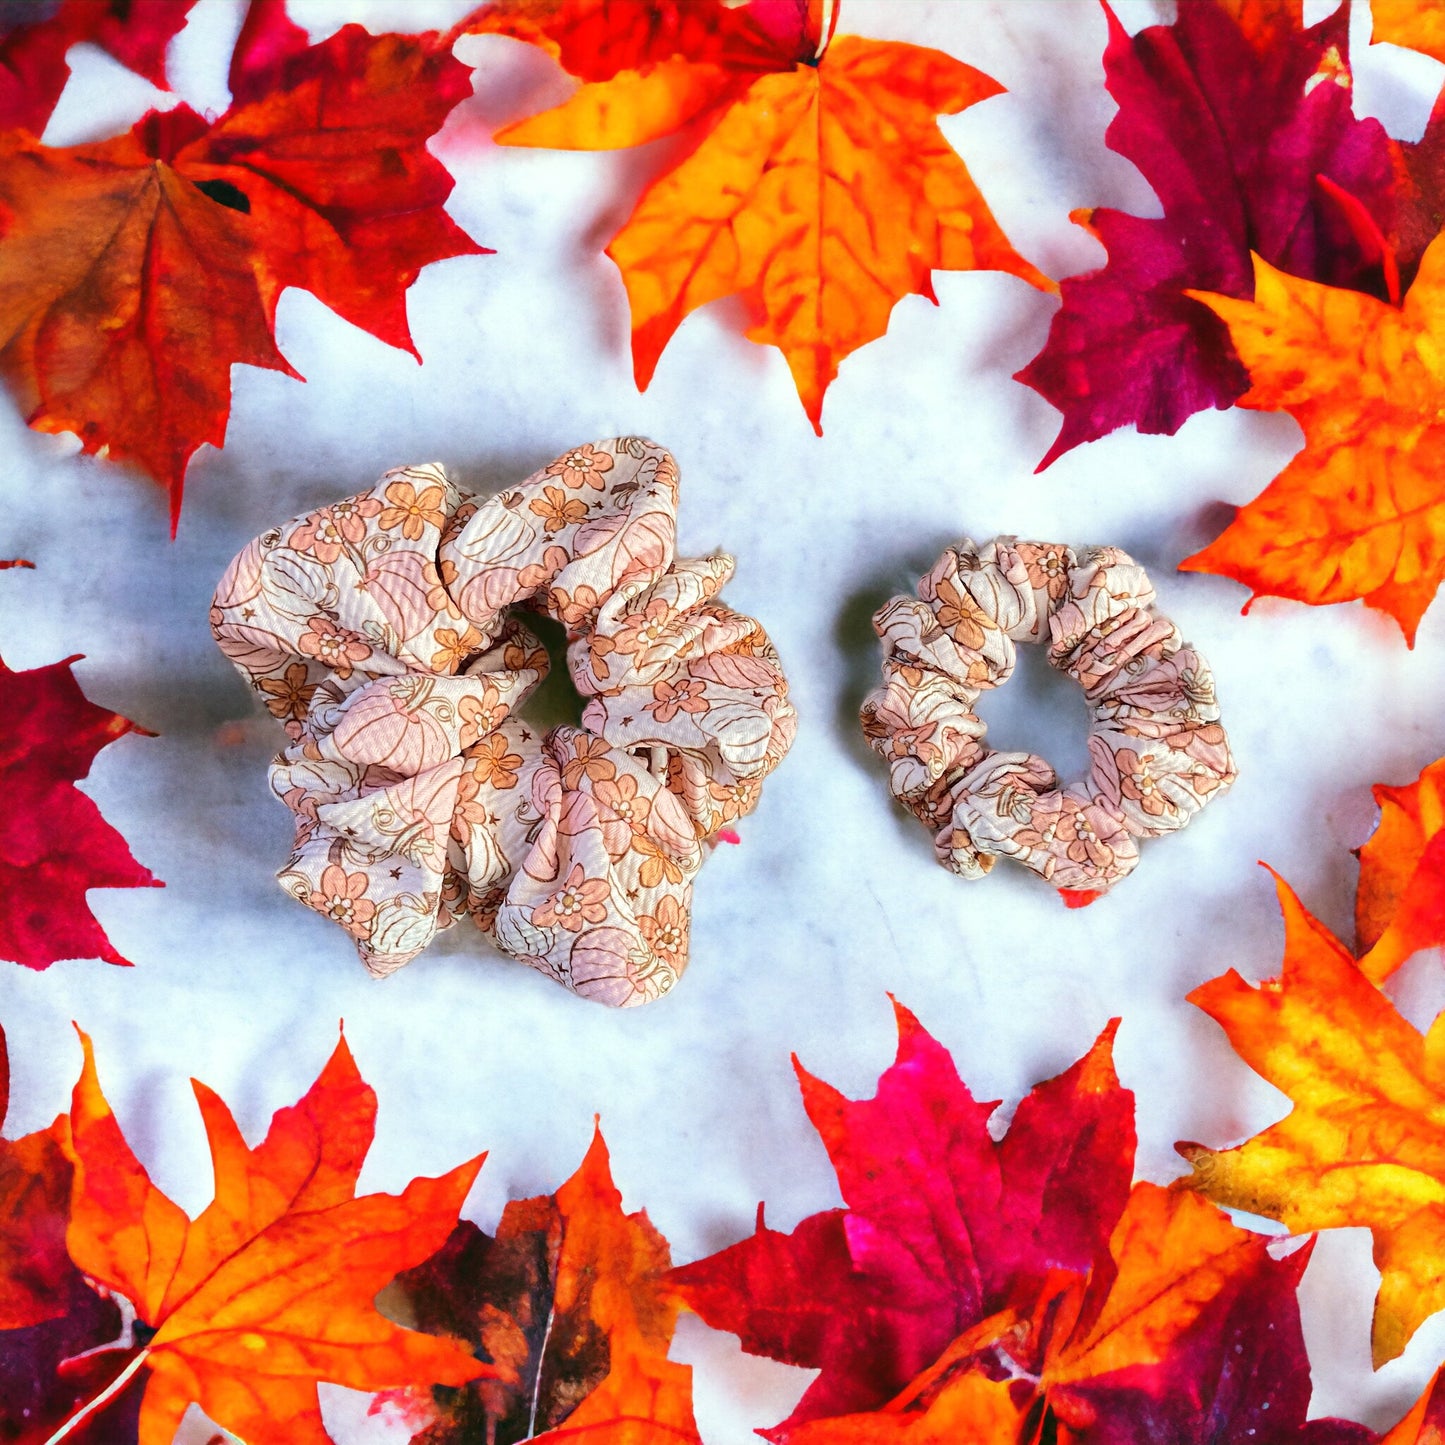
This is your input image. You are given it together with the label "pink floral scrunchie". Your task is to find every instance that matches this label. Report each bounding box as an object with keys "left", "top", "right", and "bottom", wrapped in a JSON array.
[
  {"left": 212, "top": 438, "right": 796, "bottom": 1005},
  {"left": 860, "top": 538, "right": 1236, "bottom": 897}
]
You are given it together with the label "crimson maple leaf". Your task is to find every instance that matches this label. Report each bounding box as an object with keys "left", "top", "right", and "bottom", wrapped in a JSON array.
[
  {"left": 1016, "top": 0, "right": 1394, "bottom": 466},
  {"left": 673, "top": 1000, "right": 1361, "bottom": 1444},
  {"left": 0, "top": 0, "right": 197, "bottom": 136},
  {"left": 0, "top": 649, "right": 160, "bottom": 970}
]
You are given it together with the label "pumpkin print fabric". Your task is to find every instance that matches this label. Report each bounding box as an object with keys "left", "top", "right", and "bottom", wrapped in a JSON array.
[
  {"left": 211, "top": 439, "right": 796, "bottom": 1005},
  {"left": 861, "top": 539, "right": 1236, "bottom": 896}
]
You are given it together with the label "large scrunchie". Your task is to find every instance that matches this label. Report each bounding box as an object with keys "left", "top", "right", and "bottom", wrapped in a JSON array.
[
  {"left": 860, "top": 538, "right": 1235, "bottom": 896},
  {"left": 212, "top": 439, "right": 796, "bottom": 1006}
]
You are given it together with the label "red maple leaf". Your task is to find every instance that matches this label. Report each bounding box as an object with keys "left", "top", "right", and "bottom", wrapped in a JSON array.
[
  {"left": 673, "top": 1000, "right": 1362, "bottom": 1444},
  {"left": 0, "top": 650, "right": 160, "bottom": 969},
  {"left": 0, "top": 0, "right": 197, "bottom": 136},
  {"left": 672, "top": 1001, "right": 1135, "bottom": 1435},
  {"left": 0, "top": 1020, "right": 140, "bottom": 1445},
  {"left": 1016, "top": 0, "right": 1394, "bottom": 467},
  {"left": 0, "top": 0, "right": 486, "bottom": 528}
]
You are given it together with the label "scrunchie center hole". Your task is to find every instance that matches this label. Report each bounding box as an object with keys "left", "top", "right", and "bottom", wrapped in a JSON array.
[
  {"left": 971, "top": 643, "right": 1092, "bottom": 783},
  {"left": 515, "top": 610, "right": 587, "bottom": 731}
]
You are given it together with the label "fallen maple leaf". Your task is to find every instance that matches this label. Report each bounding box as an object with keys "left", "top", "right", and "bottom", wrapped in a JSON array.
[
  {"left": 1179, "top": 867, "right": 1445, "bottom": 1367},
  {"left": 0, "top": 0, "right": 197, "bottom": 136},
  {"left": 471, "top": 0, "right": 1049, "bottom": 432},
  {"left": 0, "top": 649, "right": 161, "bottom": 970},
  {"left": 671, "top": 1004, "right": 1134, "bottom": 1435},
  {"left": 1016, "top": 0, "right": 1395, "bottom": 466},
  {"left": 1385, "top": 1367, "right": 1445, "bottom": 1444},
  {"left": 0, "top": 0, "right": 485, "bottom": 529},
  {"left": 775, "top": 1186, "right": 1358, "bottom": 1445},
  {"left": 52, "top": 1029, "right": 488, "bottom": 1445},
  {"left": 383, "top": 1124, "right": 699, "bottom": 1445},
  {"left": 1179, "top": 235, "right": 1445, "bottom": 642},
  {"left": 672, "top": 1002, "right": 1348, "bottom": 1444},
  {"left": 0, "top": 1022, "right": 140, "bottom": 1445},
  {"left": 0, "top": 1022, "right": 82, "bottom": 1331},
  {"left": 1372, "top": 0, "right": 1445, "bottom": 64},
  {"left": 1355, "top": 756, "right": 1445, "bottom": 984}
]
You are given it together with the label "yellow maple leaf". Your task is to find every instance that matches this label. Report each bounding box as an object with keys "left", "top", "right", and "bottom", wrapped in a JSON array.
[{"left": 1179, "top": 869, "right": 1445, "bottom": 1366}]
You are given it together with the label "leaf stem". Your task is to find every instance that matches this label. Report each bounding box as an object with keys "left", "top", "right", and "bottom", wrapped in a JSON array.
[
  {"left": 527, "top": 1299, "right": 558, "bottom": 1439},
  {"left": 41, "top": 1348, "right": 150, "bottom": 1445}
]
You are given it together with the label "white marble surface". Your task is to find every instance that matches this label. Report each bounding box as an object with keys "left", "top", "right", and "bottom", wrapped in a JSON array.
[{"left": 5, "top": 0, "right": 1445, "bottom": 1438}]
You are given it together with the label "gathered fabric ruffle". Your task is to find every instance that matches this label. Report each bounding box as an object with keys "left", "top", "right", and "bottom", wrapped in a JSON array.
[
  {"left": 212, "top": 438, "right": 796, "bottom": 1005},
  {"left": 861, "top": 538, "right": 1235, "bottom": 896}
]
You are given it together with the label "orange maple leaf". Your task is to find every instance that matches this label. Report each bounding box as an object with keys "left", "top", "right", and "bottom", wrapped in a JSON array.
[
  {"left": 55, "top": 1030, "right": 488, "bottom": 1445},
  {"left": 1355, "top": 755, "right": 1445, "bottom": 984},
  {"left": 1180, "top": 235, "right": 1445, "bottom": 643},
  {"left": 1386, "top": 1366, "right": 1445, "bottom": 1443},
  {"left": 0, "top": 0, "right": 483, "bottom": 529},
  {"left": 778, "top": 1184, "right": 1273, "bottom": 1444},
  {"left": 1372, "top": 0, "right": 1445, "bottom": 63},
  {"left": 385, "top": 1124, "right": 699, "bottom": 1444},
  {"left": 1178, "top": 868, "right": 1445, "bottom": 1367},
  {"left": 472, "top": 0, "right": 1050, "bottom": 431}
]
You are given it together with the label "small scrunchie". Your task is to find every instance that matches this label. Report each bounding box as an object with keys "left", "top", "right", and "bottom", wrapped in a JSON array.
[
  {"left": 860, "top": 538, "right": 1235, "bottom": 897},
  {"left": 212, "top": 438, "right": 796, "bottom": 1006}
]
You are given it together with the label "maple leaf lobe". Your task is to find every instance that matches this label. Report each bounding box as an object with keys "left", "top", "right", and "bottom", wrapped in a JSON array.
[{"left": 0, "top": 653, "right": 160, "bottom": 970}]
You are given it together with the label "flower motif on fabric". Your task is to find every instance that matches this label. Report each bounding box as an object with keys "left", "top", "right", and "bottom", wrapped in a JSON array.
[
  {"left": 931, "top": 576, "right": 995, "bottom": 650},
  {"left": 458, "top": 685, "right": 509, "bottom": 749},
  {"left": 614, "top": 598, "right": 675, "bottom": 657},
  {"left": 546, "top": 443, "right": 614, "bottom": 490},
  {"left": 307, "top": 865, "right": 376, "bottom": 937},
  {"left": 430, "top": 625, "right": 483, "bottom": 674},
  {"left": 298, "top": 615, "right": 371, "bottom": 679},
  {"left": 533, "top": 864, "right": 610, "bottom": 932},
  {"left": 647, "top": 678, "right": 708, "bottom": 723},
  {"left": 561, "top": 736, "right": 618, "bottom": 790},
  {"left": 258, "top": 662, "right": 317, "bottom": 722},
  {"left": 470, "top": 734, "right": 523, "bottom": 791},
  {"left": 633, "top": 834, "right": 684, "bottom": 888},
  {"left": 594, "top": 774, "right": 651, "bottom": 858},
  {"left": 529, "top": 485, "right": 589, "bottom": 534},
  {"left": 639, "top": 894, "right": 689, "bottom": 966},
  {"left": 379, "top": 478, "right": 446, "bottom": 539}
]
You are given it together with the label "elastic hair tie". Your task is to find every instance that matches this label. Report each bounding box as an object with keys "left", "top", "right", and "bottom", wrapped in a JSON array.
[
  {"left": 212, "top": 439, "right": 796, "bottom": 1006},
  {"left": 860, "top": 538, "right": 1235, "bottom": 900}
]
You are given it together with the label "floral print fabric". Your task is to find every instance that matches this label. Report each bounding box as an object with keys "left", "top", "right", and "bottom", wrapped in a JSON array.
[
  {"left": 211, "top": 439, "right": 796, "bottom": 1005},
  {"left": 861, "top": 539, "right": 1235, "bottom": 894}
]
